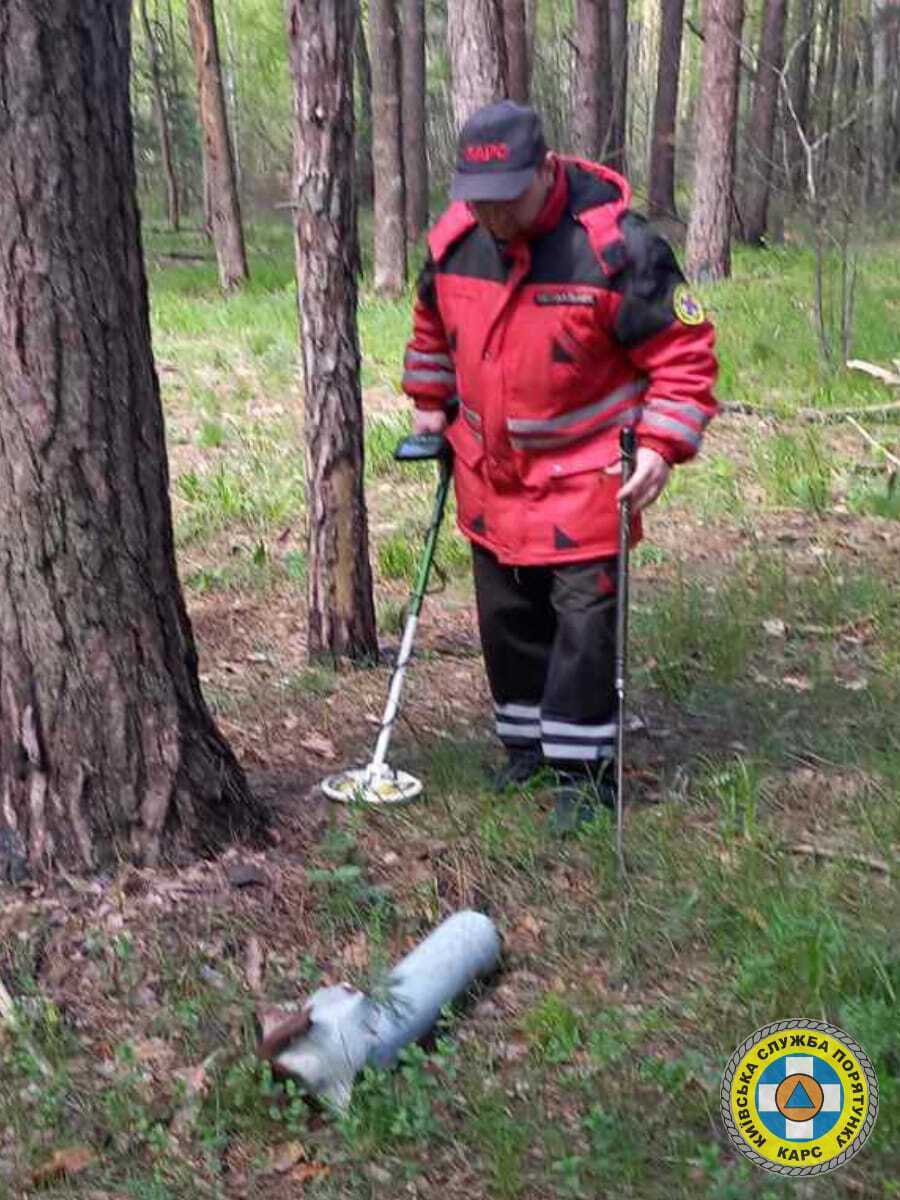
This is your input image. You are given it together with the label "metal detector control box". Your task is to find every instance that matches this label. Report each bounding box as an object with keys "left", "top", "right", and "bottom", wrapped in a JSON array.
[{"left": 393, "top": 433, "right": 451, "bottom": 463}]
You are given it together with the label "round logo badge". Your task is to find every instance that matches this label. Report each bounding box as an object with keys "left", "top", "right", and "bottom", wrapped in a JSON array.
[
  {"left": 722, "top": 1020, "right": 878, "bottom": 1176},
  {"left": 672, "top": 283, "right": 705, "bottom": 325}
]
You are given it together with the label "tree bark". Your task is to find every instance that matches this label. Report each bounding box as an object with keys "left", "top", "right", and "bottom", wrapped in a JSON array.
[
  {"left": 139, "top": 0, "right": 181, "bottom": 230},
  {"left": 870, "top": 0, "right": 889, "bottom": 199},
  {"left": 286, "top": 0, "right": 379, "bottom": 663},
  {"left": 402, "top": 0, "right": 429, "bottom": 244},
  {"left": 355, "top": 5, "right": 375, "bottom": 207},
  {"left": 648, "top": 0, "right": 685, "bottom": 218},
  {"left": 571, "top": 0, "right": 613, "bottom": 161},
  {"left": 503, "top": 0, "right": 530, "bottom": 102},
  {"left": 447, "top": 0, "right": 508, "bottom": 130},
  {"left": 187, "top": 0, "right": 248, "bottom": 290},
  {"left": 685, "top": 0, "right": 745, "bottom": 280},
  {"left": 372, "top": 0, "right": 407, "bottom": 295},
  {"left": 0, "top": 0, "right": 267, "bottom": 874},
  {"left": 784, "top": 0, "right": 813, "bottom": 198},
  {"left": 608, "top": 0, "right": 629, "bottom": 169},
  {"left": 740, "top": 0, "right": 787, "bottom": 243}
]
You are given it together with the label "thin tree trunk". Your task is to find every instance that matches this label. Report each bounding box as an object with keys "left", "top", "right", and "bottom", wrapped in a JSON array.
[
  {"left": 402, "top": 0, "right": 429, "bottom": 242},
  {"left": 355, "top": 5, "right": 375, "bottom": 207},
  {"left": 0, "top": 0, "right": 266, "bottom": 873},
  {"left": 741, "top": 0, "right": 788, "bottom": 243},
  {"left": 685, "top": 0, "right": 745, "bottom": 280},
  {"left": 869, "top": 1, "right": 889, "bottom": 199},
  {"left": 648, "top": 0, "right": 685, "bottom": 217},
  {"left": 818, "top": 0, "right": 842, "bottom": 176},
  {"left": 286, "top": 0, "right": 379, "bottom": 663},
  {"left": 218, "top": 0, "right": 241, "bottom": 188},
  {"left": 785, "top": 0, "right": 813, "bottom": 198},
  {"left": 608, "top": 0, "right": 629, "bottom": 169},
  {"left": 187, "top": 0, "right": 248, "bottom": 290},
  {"left": 503, "top": 0, "right": 530, "bottom": 102},
  {"left": 139, "top": 0, "right": 181, "bottom": 230},
  {"left": 447, "top": 0, "right": 508, "bottom": 130},
  {"left": 372, "top": 0, "right": 407, "bottom": 295},
  {"left": 572, "top": 0, "right": 613, "bottom": 161}
]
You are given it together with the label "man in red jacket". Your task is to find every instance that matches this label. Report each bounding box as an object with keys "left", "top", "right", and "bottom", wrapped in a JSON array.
[{"left": 402, "top": 101, "right": 718, "bottom": 829}]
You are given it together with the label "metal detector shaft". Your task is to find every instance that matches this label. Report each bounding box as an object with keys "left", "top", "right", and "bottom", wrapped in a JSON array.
[
  {"left": 615, "top": 426, "right": 637, "bottom": 878},
  {"left": 368, "top": 455, "right": 452, "bottom": 774}
]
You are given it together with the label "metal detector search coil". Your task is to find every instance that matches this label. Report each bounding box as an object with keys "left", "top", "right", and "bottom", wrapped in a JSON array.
[{"left": 320, "top": 766, "right": 423, "bottom": 806}]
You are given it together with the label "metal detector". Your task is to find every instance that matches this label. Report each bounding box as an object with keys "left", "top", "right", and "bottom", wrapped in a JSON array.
[
  {"left": 321, "top": 432, "right": 453, "bottom": 806},
  {"left": 614, "top": 426, "right": 637, "bottom": 877}
]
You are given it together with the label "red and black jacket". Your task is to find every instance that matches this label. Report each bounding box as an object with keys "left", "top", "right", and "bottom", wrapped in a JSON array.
[{"left": 402, "top": 155, "right": 719, "bottom": 565}]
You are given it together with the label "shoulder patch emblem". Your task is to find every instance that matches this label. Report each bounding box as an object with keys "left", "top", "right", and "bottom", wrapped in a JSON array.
[{"left": 673, "top": 283, "right": 705, "bottom": 326}]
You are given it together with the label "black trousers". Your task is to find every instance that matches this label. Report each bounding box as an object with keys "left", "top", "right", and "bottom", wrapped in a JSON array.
[{"left": 472, "top": 543, "right": 618, "bottom": 769}]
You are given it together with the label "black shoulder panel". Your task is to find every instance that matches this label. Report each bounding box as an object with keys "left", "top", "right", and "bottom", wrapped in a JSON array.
[
  {"left": 612, "top": 212, "right": 687, "bottom": 348},
  {"left": 439, "top": 224, "right": 508, "bottom": 283},
  {"left": 528, "top": 213, "right": 607, "bottom": 286},
  {"left": 566, "top": 163, "right": 622, "bottom": 214}
]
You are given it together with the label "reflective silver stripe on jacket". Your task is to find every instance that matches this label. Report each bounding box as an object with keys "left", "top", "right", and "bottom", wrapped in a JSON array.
[
  {"left": 402, "top": 368, "right": 457, "bottom": 388},
  {"left": 509, "top": 404, "right": 644, "bottom": 451},
  {"left": 405, "top": 350, "right": 455, "bottom": 370},
  {"left": 461, "top": 402, "right": 484, "bottom": 442},
  {"left": 639, "top": 408, "right": 704, "bottom": 449},
  {"left": 506, "top": 379, "right": 647, "bottom": 451}
]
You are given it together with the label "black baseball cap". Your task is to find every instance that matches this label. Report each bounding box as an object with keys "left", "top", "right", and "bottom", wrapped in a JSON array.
[{"left": 451, "top": 101, "right": 548, "bottom": 202}]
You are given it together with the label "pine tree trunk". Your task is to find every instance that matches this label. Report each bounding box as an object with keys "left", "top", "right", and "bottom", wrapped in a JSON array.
[
  {"left": 572, "top": 0, "right": 613, "bottom": 161},
  {"left": 685, "top": 0, "right": 745, "bottom": 280},
  {"left": 871, "top": 0, "right": 890, "bottom": 201},
  {"left": 372, "top": 0, "right": 407, "bottom": 295},
  {"left": 503, "top": 0, "right": 530, "bottom": 102},
  {"left": 447, "top": 0, "right": 508, "bottom": 130},
  {"left": 187, "top": 0, "right": 248, "bottom": 290},
  {"left": 608, "top": 0, "right": 629, "bottom": 169},
  {"left": 0, "top": 0, "right": 267, "bottom": 875},
  {"left": 741, "top": 0, "right": 787, "bottom": 243},
  {"left": 784, "top": 0, "right": 813, "bottom": 198},
  {"left": 139, "top": 0, "right": 181, "bottom": 230},
  {"left": 286, "top": 0, "right": 379, "bottom": 663},
  {"left": 648, "top": 0, "right": 685, "bottom": 218},
  {"left": 355, "top": 6, "right": 375, "bottom": 207},
  {"left": 402, "top": 0, "right": 429, "bottom": 241}
]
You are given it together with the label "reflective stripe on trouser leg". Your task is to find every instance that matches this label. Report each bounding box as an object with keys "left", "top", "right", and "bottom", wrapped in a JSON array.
[
  {"left": 540, "top": 558, "right": 618, "bottom": 770},
  {"left": 472, "top": 544, "right": 554, "bottom": 752},
  {"left": 495, "top": 701, "right": 541, "bottom": 747}
]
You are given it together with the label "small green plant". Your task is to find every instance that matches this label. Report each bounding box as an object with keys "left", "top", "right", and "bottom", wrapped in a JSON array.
[
  {"left": 468, "top": 1092, "right": 530, "bottom": 1198},
  {"left": 196, "top": 418, "right": 228, "bottom": 448},
  {"left": 377, "top": 532, "right": 418, "bottom": 582},
  {"left": 847, "top": 476, "right": 900, "bottom": 519},
  {"left": 697, "top": 757, "right": 762, "bottom": 843},
  {"left": 337, "top": 1042, "right": 451, "bottom": 1152},
  {"left": 306, "top": 863, "right": 393, "bottom": 930},
  {"left": 522, "top": 993, "right": 582, "bottom": 1064},
  {"left": 377, "top": 596, "right": 407, "bottom": 636},
  {"left": 753, "top": 429, "right": 833, "bottom": 512},
  {"left": 281, "top": 665, "right": 337, "bottom": 698}
]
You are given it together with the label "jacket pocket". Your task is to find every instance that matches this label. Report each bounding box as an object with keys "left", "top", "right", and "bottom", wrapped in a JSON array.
[{"left": 520, "top": 428, "right": 621, "bottom": 490}]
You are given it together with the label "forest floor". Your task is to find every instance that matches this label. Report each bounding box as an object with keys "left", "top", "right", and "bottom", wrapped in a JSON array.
[{"left": 1, "top": 218, "right": 899, "bottom": 1199}]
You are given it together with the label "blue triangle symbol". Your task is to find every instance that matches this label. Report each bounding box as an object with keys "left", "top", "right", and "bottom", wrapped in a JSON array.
[{"left": 786, "top": 1082, "right": 814, "bottom": 1109}]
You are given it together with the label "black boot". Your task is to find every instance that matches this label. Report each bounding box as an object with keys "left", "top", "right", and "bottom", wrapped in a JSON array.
[
  {"left": 489, "top": 745, "right": 545, "bottom": 792},
  {"left": 549, "top": 761, "right": 616, "bottom": 833}
]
